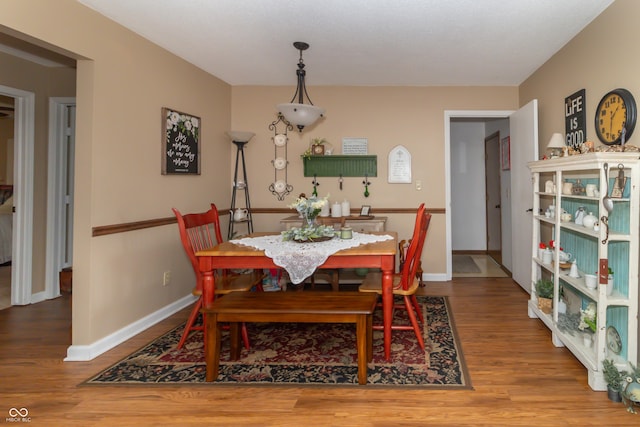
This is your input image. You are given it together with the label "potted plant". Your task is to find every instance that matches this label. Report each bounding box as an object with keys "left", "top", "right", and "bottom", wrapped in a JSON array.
[
  {"left": 535, "top": 279, "right": 554, "bottom": 314},
  {"left": 607, "top": 267, "right": 615, "bottom": 296},
  {"left": 603, "top": 359, "right": 627, "bottom": 402}
]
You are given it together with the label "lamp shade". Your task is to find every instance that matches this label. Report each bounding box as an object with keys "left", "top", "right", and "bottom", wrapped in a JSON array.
[
  {"left": 227, "top": 131, "right": 255, "bottom": 143},
  {"left": 547, "top": 133, "right": 565, "bottom": 149},
  {"left": 277, "top": 103, "right": 325, "bottom": 129}
]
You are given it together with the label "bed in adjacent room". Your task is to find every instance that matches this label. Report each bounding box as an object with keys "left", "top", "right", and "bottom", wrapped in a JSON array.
[{"left": 0, "top": 186, "right": 14, "bottom": 265}]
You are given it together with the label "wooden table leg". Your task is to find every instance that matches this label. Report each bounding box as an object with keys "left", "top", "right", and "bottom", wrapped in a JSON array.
[
  {"left": 382, "top": 268, "right": 393, "bottom": 361},
  {"left": 205, "top": 312, "right": 221, "bottom": 382},
  {"left": 356, "top": 314, "right": 368, "bottom": 385},
  {"left": 198, "top": 254, "right": 216, "bottom": 309},
  {"left": 229, "top": 322, "right": 241, "bottom": 360},
  {"left": 366, "top": 313, "right": 373, "bottom": 362}
]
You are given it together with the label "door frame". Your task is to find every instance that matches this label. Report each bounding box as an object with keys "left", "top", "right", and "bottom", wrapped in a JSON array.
[
  {"left": 45, "top": 97, "right": 75, "bottom": 299},
  {"left": 444, "top": 110, "right": 514, "bottom": 280},
  {"left": 0, "top": 84, "right": 34, "bottom": 305}
]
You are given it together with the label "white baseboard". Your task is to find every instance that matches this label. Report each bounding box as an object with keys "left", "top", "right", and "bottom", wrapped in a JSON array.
[
  {"left": 422, "top": 273, "right": 448, "bottom": 282},
  {"left": 30, "top": 290, "right": 48, "bottom": 304},
  {"left": 64, "top": 294, "right": 197, "bottom": 362}
]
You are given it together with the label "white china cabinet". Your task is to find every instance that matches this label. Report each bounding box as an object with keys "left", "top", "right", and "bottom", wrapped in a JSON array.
[{"left": 528, "top": 152, "right": 639, "bottom": 390}]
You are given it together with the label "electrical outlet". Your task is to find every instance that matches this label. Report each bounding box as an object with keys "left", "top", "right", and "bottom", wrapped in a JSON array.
[
  {"left": 163, "top": 271, "right": 171, "bottom": 286},
  {"left": 416, "top": 180, "right": 422, "bottom": 191}
]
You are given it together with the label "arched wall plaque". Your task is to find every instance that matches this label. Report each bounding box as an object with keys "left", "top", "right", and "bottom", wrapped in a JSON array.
[{"left": 387, "top": 144, "right": 411, "bottom": 183}]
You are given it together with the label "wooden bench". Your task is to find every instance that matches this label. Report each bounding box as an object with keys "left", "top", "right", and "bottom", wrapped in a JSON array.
[{"left": 202, "top": 291, "right": 378, "bottom": 385}]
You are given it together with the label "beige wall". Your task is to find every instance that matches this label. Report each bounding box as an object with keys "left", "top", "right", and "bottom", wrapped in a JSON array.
[
  {"left": 0, "top": 51, "right": 76, "bottom": 292},
  {"left": 520, "top": 0, "right": 640, "bottom": 154},
  {"left": 2, "top": 0, "right": 232, "bottom": 345},
  {"left": 232, "top": 86, "right": 518, "bottom": 273}
]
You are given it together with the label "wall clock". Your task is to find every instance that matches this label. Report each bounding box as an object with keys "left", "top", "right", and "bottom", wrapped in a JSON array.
[{"left": 594, "top": 88, "right": 637, "bottom": 145}]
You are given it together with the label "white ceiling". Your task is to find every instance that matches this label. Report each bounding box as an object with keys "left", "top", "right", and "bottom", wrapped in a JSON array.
[{"left": 77, "top": 0, "right": 613, "bottom": 87}]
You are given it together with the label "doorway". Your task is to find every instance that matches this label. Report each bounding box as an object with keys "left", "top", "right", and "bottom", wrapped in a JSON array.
[
  {"left": 485, "top": 131, "right": 502, "bottom": 265},
  {"left": 447, "top": 113, "right": 511, "bottom": 279},
  {"left": 45, "top": 98, "right": 75, "bottom": 298},
  {"left": 445, "top": 103, "right": 539, "bottom": 288},
  {"left": 0, "top": 84, "right": 35, "bottom": 306}
]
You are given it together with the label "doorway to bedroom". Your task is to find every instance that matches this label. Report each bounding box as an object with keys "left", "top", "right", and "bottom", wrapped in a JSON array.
[{"left": 0, "top": 95, "right": 14, "bottom": 310}]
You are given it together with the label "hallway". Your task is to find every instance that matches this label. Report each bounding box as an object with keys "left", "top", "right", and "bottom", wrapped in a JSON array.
[{"left": 452, "top": 253, "right": 509, "bottom": 278}]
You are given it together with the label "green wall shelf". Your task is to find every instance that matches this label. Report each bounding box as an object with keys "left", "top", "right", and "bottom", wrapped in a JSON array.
[{"left": 303, "top": 155, "right": 377, "bottom": 177}]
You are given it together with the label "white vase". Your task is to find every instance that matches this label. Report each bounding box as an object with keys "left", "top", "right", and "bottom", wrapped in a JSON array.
[
  {"left": 557, "top": 299, "right": 567, "bottom": 314},
  {"left": 582, "top": 212, "right": 597, "bottom": 229},
  {"left": 607, "top": 275, "right": 614, "bottom": 296}
]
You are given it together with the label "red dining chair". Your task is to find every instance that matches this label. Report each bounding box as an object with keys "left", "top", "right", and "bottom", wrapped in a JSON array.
[
  {"left": 173, "top": 204, "right": 264, "bottom": 349},
  {"left": 359, "top": 204, "right": 430, "bottom": 354}
]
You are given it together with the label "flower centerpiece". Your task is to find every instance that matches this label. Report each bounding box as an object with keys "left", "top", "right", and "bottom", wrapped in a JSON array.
[{"left": 282, "top": 194, "right": 336, "bottom": 242}]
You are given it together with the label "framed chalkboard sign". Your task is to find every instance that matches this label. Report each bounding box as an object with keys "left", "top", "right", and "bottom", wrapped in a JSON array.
[{"left": 162, "top": 107, "right": 200, "bottom": 175}]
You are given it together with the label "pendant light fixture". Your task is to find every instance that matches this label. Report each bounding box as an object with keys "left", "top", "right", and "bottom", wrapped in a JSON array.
[{"left": 277, "top": 41, "right": 325, "bottom": 132}]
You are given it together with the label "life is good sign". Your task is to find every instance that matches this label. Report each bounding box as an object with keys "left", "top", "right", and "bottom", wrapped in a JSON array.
[{"left": 565, "top": 89, "right": 586, "bottom": 149}]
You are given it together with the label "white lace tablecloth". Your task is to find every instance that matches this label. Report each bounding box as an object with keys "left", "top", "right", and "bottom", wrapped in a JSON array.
[{"left": 230, "top": 233, "right": 394, "bottom": 284}]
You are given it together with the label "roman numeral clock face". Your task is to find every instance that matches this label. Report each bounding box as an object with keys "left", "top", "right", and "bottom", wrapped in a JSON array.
[{"left": 595, "top": 88, "right": 637, "bottom": 145}]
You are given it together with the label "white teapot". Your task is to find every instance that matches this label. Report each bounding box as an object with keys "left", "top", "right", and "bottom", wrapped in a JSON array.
[
  {"left": 558, "top": 250, "right": 573, "bottom": 263},
  {"left": 233, "top": 208, "right": 248, "bottom": 221}
]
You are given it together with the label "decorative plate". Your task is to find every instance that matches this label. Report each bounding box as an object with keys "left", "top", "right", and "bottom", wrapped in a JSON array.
[
  {"left": 273, "top": 134, "right": 287, "bottom": 147},
  {"left": 273, "top": 180, "right": 286, "bottom": 193},
  {"left": 273, "top": 157, "right": 287, "bottom": 170},
  {"left": 607, "top": 326, "right": 622, "bottom": 354}
]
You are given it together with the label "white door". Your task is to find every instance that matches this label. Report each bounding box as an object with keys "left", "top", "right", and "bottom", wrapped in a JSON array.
[{"left": 509, "top": 100, "right": 539, "bottom": 292}]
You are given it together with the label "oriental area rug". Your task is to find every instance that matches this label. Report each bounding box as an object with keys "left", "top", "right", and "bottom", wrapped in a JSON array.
[{"left": 85, "top": 296, "right": 471, "bottom": 389}]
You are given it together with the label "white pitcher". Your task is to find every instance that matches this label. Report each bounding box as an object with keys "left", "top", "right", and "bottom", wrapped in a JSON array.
[{"left": 233, "top": 208, "right": 248, "bottom": 221}]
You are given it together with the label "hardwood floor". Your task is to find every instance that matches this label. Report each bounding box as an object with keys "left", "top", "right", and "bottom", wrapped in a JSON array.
[{"left": 0, "top": 278, "right": 635, "bottom": 426}]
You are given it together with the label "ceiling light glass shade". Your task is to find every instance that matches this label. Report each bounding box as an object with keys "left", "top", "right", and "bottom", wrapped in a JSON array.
[
  {"left": 277, "top": 103, "right": 325, "bottom": 129},
  {"left": 546, "top": 133, "right": 565, "bottom": 149},
  {"left": 226, "top": 131, "right": 255, "bottom": 143}
]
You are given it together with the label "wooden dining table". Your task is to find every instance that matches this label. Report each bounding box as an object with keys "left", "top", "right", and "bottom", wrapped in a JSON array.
[{"left": 196, "top": 231, "right": 397, "bottom": 361}]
